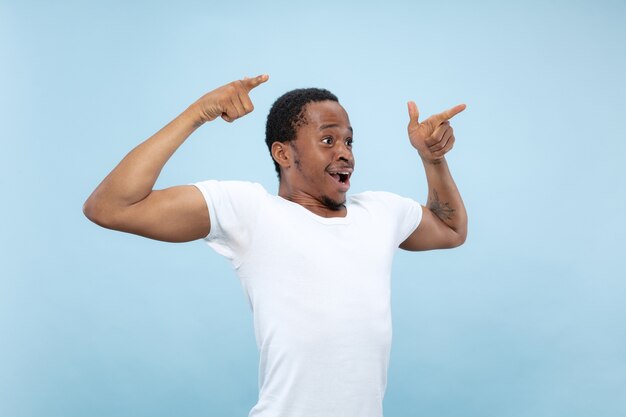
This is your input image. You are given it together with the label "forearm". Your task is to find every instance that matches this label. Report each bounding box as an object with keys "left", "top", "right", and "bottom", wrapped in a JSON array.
[
  {"left": 82, "top": 75, "right": 268, "bottom": 239},
  {"left": 84, "top": 105, "right": 203, "bottom": 213},
  {"left": 422, "top": 157, "right": 467, "bottom": 238}
]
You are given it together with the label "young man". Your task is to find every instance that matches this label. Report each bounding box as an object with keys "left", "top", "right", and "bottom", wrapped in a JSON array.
[{"left": 83, "top": 74, "right": 467, "bottom": 417}]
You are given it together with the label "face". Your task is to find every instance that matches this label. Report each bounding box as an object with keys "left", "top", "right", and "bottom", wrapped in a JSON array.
[{"left": 285, "top": 100, "right": 355, "bottom": 209}]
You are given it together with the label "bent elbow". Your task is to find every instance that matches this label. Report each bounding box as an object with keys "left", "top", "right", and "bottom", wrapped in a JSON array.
[
  {"left": 82, "top": 197, "right": 115, "bottom": 229},
  {"left": 453, "top": 232, "right": 467, "bottom": 248},
  {"left": 441, "top": 225, "right": 467, "bottom": 249},
  {"left": 451, "top": 226, "right": 468, "bottom": 248},
  {"left": 82, "top": 197, "right": 97, "bottom": 222}
]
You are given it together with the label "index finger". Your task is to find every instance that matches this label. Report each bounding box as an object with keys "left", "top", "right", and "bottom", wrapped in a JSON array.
[
  {"left": 430, "top": 103, "right": 467, "bottom": 125},
  {"left": 241, "top": 74, "right": 270, "bottom": 92}
]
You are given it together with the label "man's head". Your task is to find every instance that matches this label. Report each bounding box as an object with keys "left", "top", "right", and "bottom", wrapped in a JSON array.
[
  {"left": 265, "top": 88, "right": 339, "bottom": 177},
  {"left": 266, "top": 88, "right": 354, "bottom": 210}
]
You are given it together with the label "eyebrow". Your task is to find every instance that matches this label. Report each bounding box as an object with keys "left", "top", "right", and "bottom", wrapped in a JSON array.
[{"left": 319, "top": 123, "right": 353, "bottom": 133}]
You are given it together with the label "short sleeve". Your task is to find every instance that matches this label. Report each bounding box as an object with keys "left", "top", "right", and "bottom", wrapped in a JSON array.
[
  {"left": 192, "top": 180, "right": 267, "bottom": 265},
  {"left": 365, "top": 191, "right": 423, "bottom": 246},
  {"left": 394, "top": 195, "right": 423, "bottom": 245}
]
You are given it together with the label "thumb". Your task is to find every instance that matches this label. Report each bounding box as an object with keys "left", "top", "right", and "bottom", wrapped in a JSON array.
[{"left": 407, "top": 101, "right": 420, "bottom": 124}]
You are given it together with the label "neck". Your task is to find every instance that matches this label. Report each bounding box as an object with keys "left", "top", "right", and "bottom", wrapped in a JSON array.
[{"left": 278, "top": 181, "right": 347, "bottom": 218}]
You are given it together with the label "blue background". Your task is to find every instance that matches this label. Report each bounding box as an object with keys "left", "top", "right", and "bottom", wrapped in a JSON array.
[{"left": 2, "top": 1, "right": 625, "bottom": 416}]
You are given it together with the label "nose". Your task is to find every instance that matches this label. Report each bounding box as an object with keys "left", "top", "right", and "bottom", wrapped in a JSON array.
[{"left": 336, "top": 141, "right": 353, "bottom": 163}]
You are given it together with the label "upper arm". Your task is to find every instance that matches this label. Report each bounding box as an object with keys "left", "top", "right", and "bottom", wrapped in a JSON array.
[
  {"left": 399, "top": 205, "right": 465, "bottom": 251},
  {"left": 87, "top": 185, "right": 210, "bottom": 242}
]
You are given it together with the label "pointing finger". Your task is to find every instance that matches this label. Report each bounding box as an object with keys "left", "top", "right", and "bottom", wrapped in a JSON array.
[
  {"left": 242, "top": 74, "right": 269, "bottom": 92},
  {"left": 430, "top": 103, "right": 466, "bottom": 125}
]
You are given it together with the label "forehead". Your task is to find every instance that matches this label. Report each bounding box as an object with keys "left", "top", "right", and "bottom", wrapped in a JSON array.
[{"left": 300, "top": 100, "right": 350, "bottom": 128}]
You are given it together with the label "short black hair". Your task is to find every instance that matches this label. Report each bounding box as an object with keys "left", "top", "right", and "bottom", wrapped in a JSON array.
[{"left": 265, "top": 88, "right": 338, "bottom": 178}]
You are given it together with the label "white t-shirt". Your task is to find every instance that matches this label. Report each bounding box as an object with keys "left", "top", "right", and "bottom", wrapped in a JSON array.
[{"left": 193, "top": 180, "right": 423, "bottom": 417}]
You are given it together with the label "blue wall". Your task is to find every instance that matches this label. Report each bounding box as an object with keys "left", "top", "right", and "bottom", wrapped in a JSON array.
[{"left": 1, "top": 1, "right": 625, "bottom": 416}]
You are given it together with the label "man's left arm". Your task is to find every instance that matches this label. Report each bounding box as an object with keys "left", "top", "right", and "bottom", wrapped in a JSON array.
[{"left": 400, "top": 101, "right": 468, "bottom": 251}]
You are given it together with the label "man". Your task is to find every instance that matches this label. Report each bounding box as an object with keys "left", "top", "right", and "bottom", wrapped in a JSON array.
[{"left": 83, "top": 74, "right": 467, "bottom": 417}]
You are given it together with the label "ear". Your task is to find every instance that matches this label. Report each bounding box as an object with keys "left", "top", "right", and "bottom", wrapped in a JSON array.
[{"left": 271, "top": 141, "right": 292, "bottom": 171}]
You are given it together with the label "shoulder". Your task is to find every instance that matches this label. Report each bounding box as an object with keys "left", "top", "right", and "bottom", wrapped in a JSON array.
[
  {"left": 350, "top": 190, "right": 423, "bottom": 226},
  {"left": 193, "top": 180, "right": 268, "bottom": 201},
  {"left": 349, "top": 191, "right": 423, "bottom": 245},
  {"left": 191, "top": 180, "right": 269, "bottom": 224},
  {"left": 349, "top": 190, "right": 419, "bottom": 209},
  {"left": 193, "top": 179, "right": 267, "bottom": 193}
]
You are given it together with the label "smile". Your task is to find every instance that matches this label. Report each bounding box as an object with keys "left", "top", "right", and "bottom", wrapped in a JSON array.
[{"left": 327, "top": 167, "right": 353, "bottom": 190}]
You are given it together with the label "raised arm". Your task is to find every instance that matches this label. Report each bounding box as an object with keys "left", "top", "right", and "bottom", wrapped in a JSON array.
[
  {"left": 400, "top": 101, "right": 468, "bottom": 251},
  {"left": 83, "top": 74, "right": 269, "bottom": 242}
]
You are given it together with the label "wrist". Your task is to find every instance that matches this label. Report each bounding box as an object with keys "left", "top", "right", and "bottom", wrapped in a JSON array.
[
  {"left": 419, "top": 153, "right": 446, "bottom": 166},
  {"left": 184, "top": 102, "right": 211, "bottom": 128}
]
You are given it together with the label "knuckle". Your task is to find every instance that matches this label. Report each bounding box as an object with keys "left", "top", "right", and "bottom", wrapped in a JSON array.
[{"left": 236, "top": 80, "right": 249, "bottom": 92}]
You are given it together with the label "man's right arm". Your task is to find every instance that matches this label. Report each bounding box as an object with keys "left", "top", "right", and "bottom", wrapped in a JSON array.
[{"left": 82, "top": 74, "right": 269, "bottom": 242}]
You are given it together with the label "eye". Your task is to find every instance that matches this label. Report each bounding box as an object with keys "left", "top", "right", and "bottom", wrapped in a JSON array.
[
  {"left": 345, "top": 138, "right": 353, "bottom": 148},
  {"left": 322, "top": 136, "right": 334, "bottom": 145}
]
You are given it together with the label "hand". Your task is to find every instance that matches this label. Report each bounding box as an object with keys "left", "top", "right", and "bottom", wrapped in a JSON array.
[
  {"left": 407, "top": 101, "right": 466, "bottom": 163},
  {"left": 191, "top": 74, "right": 269, "bottom": 124}
]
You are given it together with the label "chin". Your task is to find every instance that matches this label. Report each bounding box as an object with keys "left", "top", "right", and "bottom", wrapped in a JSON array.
[{"left": 321, "top": 195, "right": 346, "bottom": 211}]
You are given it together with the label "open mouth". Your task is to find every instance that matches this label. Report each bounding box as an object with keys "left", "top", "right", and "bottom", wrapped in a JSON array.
[
  {"left": 330, "top": 172, "right": 350, "bottom": 183},
  {"left": 327, "top": 168, "right": 353, "bottom": 189}
]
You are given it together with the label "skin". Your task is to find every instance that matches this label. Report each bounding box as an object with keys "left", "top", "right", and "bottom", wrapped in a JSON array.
[
  {"left": 271, "top": 101, "right": 354, "bottom": 218},
  {"left": 83, "top": 74, "right": 467, "bottom": 250},
  {"left": 400, "top": 101, "right": 468, "bottom": 250}
]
